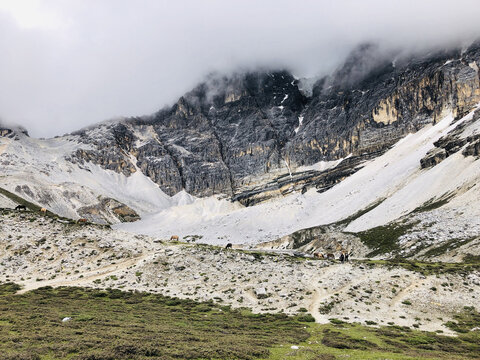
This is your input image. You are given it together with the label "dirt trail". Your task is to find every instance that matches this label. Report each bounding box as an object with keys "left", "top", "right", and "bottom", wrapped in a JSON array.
[
  {"left": 390, "top": 278, "right": 427, "bottom": 306},
  {"left": 17, "top": 253, "right": 150, "bottom": 294},
  {"left": 308, "top": 264, "right": 371, "bottom": 323}
]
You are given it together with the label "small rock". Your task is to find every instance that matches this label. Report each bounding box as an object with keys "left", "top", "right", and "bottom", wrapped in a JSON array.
[{"left": 255, "top": 287, "right": 268, "bottom": 298}]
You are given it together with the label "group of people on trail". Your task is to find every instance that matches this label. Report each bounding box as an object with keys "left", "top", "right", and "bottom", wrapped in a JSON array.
[
  {"left": 313, "top": 249, "right": 352, "bottom": 262},
  {"left": 339, "top": 251, "right": 350, "bottom": 263}
]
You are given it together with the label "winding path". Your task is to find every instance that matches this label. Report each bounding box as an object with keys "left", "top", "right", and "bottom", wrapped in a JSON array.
[{"left": 17, "top": 253, "right": 151, "bottom": 294}]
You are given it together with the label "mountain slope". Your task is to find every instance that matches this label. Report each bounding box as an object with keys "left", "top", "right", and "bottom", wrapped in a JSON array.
[
  {"left": 1, "top": 43, "right": 480, "bottom": 257},
  {"left": 48, "top": 43, "right": 480, "bottom": 204},
  {"left": 116, "top": 107, "right": 480, "bottom": 254}
]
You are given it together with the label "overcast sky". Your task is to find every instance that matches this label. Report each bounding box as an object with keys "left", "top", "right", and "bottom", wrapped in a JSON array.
[{"left": 1, "top": 0, "right": 480, "bottom": 137}]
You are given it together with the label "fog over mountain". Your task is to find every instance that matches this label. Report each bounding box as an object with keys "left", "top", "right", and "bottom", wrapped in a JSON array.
[{"left": 1, "top": 0, "right": 480, "bottom": 137}]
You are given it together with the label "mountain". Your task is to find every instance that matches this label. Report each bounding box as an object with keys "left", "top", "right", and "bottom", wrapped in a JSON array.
[{"left": 1, "top": 43, "right": 480, "bottom": 260}]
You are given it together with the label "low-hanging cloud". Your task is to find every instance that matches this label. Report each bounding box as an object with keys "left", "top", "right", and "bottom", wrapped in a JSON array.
[{"left": 0, "top": 0, "right": 480, "bottom": 137}]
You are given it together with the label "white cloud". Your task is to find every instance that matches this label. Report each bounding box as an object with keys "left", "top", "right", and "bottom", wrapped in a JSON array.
[{"left": 0, "top": 0, "right": 479, "bottom": 137}]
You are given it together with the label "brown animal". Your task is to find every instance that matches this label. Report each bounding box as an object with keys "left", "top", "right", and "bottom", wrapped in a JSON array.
[
  {"left": 40, "top": 207, "right": 47, "bottom": 214},
  {"left": 326, "top": 253, "right": 335, "bottom": 260},
  {"left": 170, "top": 235, "right": 179, "bottom": 241},
  {"left": 313, "top": 252, "right": 324, "bottom": 259},
  {"left": 77, "top": 218, "right": 87, "bottom": 224},
  {"left": 225, "top": 243, "right": 233, "bottom": 249}
]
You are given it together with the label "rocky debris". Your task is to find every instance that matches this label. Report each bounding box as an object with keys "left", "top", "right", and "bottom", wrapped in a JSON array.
[
  {"left": 256, "top": 223, "right": 369, "bottom": 258},
  {"left": 0, "top": 208, "right": 143, "bottom": 285},
  {"left": 254, "top": 194, "right": 480, "bottom": 262},
  {"left": 254, "top": 287, "right": 268, "bottom": 299},
  {"left": 0, "top": 128, "right": 14, "bottom": 138},
  {"left": 396, "top": 208, "right": 480, "bottom": 261},
  {"left": 1, "top": 210, "right": 479, "bottom": 334}
]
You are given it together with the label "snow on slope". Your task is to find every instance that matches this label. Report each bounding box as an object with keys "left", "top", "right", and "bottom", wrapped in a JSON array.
[
  {"left": 117, "top": 109, "right": 480, "bottom": 244},
  {"left": 0, "top": 133, "right": 175, "bottom": 219},
  {"left": 0, "top": 193, "right": 16, "bottom": 208},
  {"left": 345, "top": 109, "right": 480, "bottom": 232},
  {"left": 2, "top": 107, "right": 479, "bottom": 243}
]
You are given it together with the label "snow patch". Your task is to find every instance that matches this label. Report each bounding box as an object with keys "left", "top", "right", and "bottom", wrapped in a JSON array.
[{"left": 294, "top": 116, "right": 304, "bottom": 133}]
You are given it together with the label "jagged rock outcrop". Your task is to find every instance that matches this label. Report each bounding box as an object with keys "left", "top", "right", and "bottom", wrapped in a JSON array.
[
  {"left": 0, "top": 126, "right": 29, "bottom": 139},
  {"left": 421, "top": 109, "right": 480, "bottom": 168},
  {"left": 78, "top": 197, "right": 140, "bottom": 224},
  {"left": 65, "top": 43, "right": 480, "bottom": 204},
  {"left": 254, "top": 222, "right": 370, "bottom": 258},
  {"left": 0, "top": 128, "right": 14, "bottom": 138},
  {"left": 231, "top": 151, "right": 383, "bottom": 206}
]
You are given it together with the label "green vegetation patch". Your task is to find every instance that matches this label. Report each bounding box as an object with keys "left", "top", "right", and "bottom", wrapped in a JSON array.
[
  {"left": 359, "top": 258, "right": 480, "bottom": 276},
  {"left": 413, "top": 195, "right": 454, "bottom": 213},
  {"left": 0, "top": 282, "right": 21, "bottom": 295},
  {"left": 444, "top": 306, "right": 480, "bottom": 334},
  {"left": 421, "top": 237, "right": 477, "bottom": 258},
  {"left": 0, "top": 284, "right": 308, "bottom": 360},
  {"left": 266, "top": 321, "right": 480, "bottom": 360},
  {"left": 350, "top": 221, "right": 418, "bottom": 257},
  {"left": 1, "top": 283, "right": 479, "bottom": 360}
]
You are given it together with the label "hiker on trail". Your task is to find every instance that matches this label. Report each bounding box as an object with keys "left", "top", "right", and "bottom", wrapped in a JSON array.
[{"left": 339, "top": 252, "right": 345, "bottom": 263}]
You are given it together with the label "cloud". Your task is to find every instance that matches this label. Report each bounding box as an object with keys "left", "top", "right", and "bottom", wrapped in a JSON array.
[{"left": 0, "top": 0, "right": 479, "bottom": 137}]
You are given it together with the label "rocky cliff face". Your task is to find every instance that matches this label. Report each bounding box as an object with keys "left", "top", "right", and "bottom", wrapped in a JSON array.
[{"left": 66, "top": 43, "right": 480, "bottom": 203}]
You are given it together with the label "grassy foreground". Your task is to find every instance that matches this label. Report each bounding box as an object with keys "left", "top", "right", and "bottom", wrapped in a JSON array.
[
  {"left": 0, "top": 284, "right": 479, "bottom": 360},
  {"left": 0, "top": 284, "right": 308, "bottom": 360},
  {"left": 267, "top": 317, "right": 480, "bottom": 360}
]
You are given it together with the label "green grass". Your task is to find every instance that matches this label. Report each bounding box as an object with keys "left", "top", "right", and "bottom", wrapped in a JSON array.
[
  {"left": 350, "top": 221, "right": 418, "bottom": 257},
  {"left": 357, "top": 258, "right": 480, "bottom": 276},
  {"left": 444, "top": 306, "right": 480, "bottom": 333},
  {"left": 0, "top": 283, "right": 478, "bottom": 360},
  {"left": 421, "top": 237, "right": 477, "bottom": 258},
  {"left": 0, "top": 283, "right": 308, "bottom": 360},
  {"left": 265, "top": 321, "right": 480, "bottom": 360},
  {"left": 412, "top": 195, "right": 454, "bottom": 213}
]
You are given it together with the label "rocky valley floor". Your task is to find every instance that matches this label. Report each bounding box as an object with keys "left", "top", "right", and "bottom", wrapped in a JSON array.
[{"left": 1, "top": 209, "right": 479, "bottom": 338}]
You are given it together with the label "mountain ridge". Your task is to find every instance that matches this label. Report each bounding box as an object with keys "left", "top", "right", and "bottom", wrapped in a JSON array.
[
  {"left": 1, "top": 43, "right": 480, "bottom": 259},
  {"left": 57, "top": 42, "right": 480, "bottom": 203}
]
